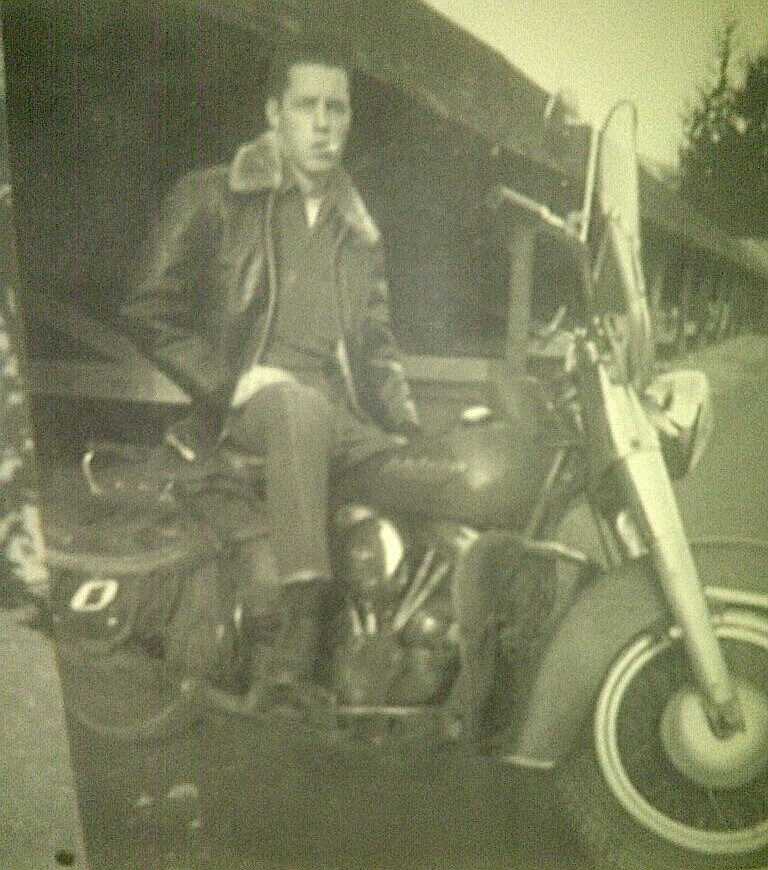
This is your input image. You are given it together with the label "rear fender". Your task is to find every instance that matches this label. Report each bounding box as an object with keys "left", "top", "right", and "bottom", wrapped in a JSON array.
[{"left": 499, "top": 557, "right": 666, "bottom": 768}]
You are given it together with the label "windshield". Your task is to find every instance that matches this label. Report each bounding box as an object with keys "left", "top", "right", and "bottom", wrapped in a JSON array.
[
  {"left": 592, "top": 101, "right": 655, "bottom": 387},
  {"left": 597, "top": 101, "right": 641, "bottom": 241}
]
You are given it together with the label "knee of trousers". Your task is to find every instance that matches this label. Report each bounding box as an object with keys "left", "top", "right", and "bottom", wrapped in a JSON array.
[{"left": 254, "top": 380, "right": 334, "bottom": 440}]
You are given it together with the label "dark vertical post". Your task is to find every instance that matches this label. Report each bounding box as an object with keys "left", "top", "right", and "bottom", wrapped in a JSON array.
[
  {"left": 677, "top": 257, "right": 695, "bottom": 356},
  {"left": 490, "top": 217, "right": 537, "bottom": 421},
  {"left": 0, "top": 27, "right": 90, "bottom": 869},
  {"left": 505, "top": 220, "right": 537, "bottom": 373},
  {"left": 646, "top": 237, "right": 667, "bottom": 340}
]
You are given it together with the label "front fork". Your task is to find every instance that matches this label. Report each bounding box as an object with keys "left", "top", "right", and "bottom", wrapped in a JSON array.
[
  {"left": 596, "top": 362, "right": 744, "bottom": 736},
  {"left": 617, "top": 449, "right": 744, "bottom": 735}
]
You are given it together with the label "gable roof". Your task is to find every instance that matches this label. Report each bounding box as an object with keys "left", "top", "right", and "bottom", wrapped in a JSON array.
[
  {"left": 640, "top": 163, "right": 768, "bottom": 282},
  {"left": 186, "top": 0, "right": 581, "bottom": 173}
]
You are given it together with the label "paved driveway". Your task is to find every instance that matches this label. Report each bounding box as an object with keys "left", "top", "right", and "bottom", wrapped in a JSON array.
[{"left": 673, "top": 335, "right": 768, "bottom": 545}]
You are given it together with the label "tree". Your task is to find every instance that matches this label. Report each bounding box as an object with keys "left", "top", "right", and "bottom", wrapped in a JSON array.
[{"left": 679, "top": 22, "right": 768, "bottom": 236}]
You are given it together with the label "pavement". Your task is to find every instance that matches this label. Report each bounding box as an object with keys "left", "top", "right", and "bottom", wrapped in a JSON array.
[
  {"left": 2, "top": 334, "right": 767, "bottom": 870},
  {"left": 670, "top": 334, "right": 768, "bottom": 544},
  {"left": 0, "top": 603, "right": 89, "bottom": 869}
]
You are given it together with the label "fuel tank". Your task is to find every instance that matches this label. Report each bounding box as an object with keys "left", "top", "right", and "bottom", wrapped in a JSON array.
[
  {"left": 428, "top": 417, "right": 557, "bottom": 528},
  {"left": 351, "top": 416, "right": 560, "bottom": 530}
]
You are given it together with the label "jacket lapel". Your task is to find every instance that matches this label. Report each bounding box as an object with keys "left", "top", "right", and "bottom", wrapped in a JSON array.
[{"left": 228, "top": 132, "right": 380, "bottom": 246}]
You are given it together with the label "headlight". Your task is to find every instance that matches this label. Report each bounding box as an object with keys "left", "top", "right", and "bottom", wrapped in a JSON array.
[{"left": 644, "top": 369, "right": 713, "bottom": 479}]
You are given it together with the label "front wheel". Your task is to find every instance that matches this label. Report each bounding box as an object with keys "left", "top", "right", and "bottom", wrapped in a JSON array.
[{"left": 558, "top": 609, "right": 768, "bottom": 870}]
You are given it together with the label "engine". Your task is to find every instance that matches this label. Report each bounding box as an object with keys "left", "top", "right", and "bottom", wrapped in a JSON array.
[{"left": 330, "top": 506, "right": 468, "bottom": 708}]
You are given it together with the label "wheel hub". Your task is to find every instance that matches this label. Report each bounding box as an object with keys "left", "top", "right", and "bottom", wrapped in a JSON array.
[{"left": 660, "top": 678, "right": 768, "bottom": 789}]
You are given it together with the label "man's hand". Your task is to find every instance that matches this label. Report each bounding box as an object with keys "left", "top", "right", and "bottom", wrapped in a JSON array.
[{"left": 231, "top": 365, "right": 297, "bottom": 408}]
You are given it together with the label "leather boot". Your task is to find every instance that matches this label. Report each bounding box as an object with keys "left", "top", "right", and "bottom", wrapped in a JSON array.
[{"left": 259, "top": 577, "right": 327, "bottom": 693}]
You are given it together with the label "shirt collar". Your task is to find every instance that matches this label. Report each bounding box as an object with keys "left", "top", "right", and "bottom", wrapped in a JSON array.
[{"left": 229, "top": 132, "right": 380, "bottom": 245}]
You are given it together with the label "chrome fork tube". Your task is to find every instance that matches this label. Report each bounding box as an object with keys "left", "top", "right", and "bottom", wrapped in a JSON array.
[
  {"left": 625, "top": 447, "right": 744, "bottom": 734},
  {"left": 590, "top": 352, "right": 743, "bottom": 735}
]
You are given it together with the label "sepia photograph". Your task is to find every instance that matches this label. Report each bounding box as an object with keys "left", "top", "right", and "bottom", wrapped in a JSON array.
[{"left": 1, "top": 1, "right": 767, "bottom": 867}]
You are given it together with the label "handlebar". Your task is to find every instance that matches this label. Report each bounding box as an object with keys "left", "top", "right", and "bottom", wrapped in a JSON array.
[{"left": 495, "top": 185, "right": 573, "bottom": 234}]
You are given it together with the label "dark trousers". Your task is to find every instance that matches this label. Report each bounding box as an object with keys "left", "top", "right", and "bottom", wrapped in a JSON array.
[
  {"left": 225, "top": 381, "right": 460, "bottom": 590},
  {"left": 225, "top": 379, "right": 400, "bottom": 585},
  {"left": 226, "top": 382, "right": 335, "bottom": 584}
]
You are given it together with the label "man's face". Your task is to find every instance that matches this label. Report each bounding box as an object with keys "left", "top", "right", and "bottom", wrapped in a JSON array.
[{"left": 267, "top": 63, "right": 351, "bottom": 185}]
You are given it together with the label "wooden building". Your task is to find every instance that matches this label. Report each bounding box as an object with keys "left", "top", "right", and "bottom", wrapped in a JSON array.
[
  {"left": 1, "top": 0, "right": 591, "bottom": 452},
  {"left": 640, "top": 165, "right": 768, "bottom": 355},
  {"left": 2, "top": 0, "right": 763, "bottom": 454}
]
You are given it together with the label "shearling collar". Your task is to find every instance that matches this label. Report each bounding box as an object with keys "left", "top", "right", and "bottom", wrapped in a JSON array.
[{"left": 229, "top": 131, "right": 380, "bottom": 245}]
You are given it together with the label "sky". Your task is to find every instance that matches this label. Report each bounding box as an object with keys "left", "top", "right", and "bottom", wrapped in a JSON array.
[{"left": 423, "top": 0, "right": 768, "bottom": 167}]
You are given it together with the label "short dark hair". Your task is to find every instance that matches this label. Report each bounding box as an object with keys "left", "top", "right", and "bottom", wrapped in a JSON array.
[{"left": 265, "top": 34, "right": 353, "bottom": 100}]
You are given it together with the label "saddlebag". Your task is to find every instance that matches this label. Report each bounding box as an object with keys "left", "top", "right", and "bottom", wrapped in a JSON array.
[
  {"left": 44, "top": 449, "right": 278, "bottom": 740},
  {"left": 46, "top": 501, "right": 239, "bottom": 680}
]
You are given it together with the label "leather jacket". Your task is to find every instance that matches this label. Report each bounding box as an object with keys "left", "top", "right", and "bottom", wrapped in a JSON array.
[{"left": 121, "top": 132, "right": 419, "bottom": 438}]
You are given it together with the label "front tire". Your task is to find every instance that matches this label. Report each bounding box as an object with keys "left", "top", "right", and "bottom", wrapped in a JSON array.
[{"left": 558, "top": 609, "right": 768, "bottom": 870}]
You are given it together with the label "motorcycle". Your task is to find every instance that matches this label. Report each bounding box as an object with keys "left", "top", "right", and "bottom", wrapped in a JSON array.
[{"left": 49, "top": 102, "right": 768, "bottom": 870}]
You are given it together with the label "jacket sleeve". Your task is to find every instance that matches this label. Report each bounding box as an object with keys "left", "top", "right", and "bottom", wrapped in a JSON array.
[
  {"left": 352, "top": 245, "right": 421, "bottom": 434},
  {"left": 120, "top": 169, "right": 231, "bottom": 408}
]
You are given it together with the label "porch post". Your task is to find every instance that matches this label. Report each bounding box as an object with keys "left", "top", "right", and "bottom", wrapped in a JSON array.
[
  {"left": 646, "top": 236, "right": 667, "bottom": 337},
  {"left": 491, "top": 217, "right": 537, "bottom": 418},
  {"left": 677, "top": 256, "right": 696, "bottom": 356},
  {"left": 505, "top": 219, "right": 537, "bottom": 373}
]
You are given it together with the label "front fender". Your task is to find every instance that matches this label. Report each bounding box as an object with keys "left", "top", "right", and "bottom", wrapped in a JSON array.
[{"left": 497, "top": 557, "right": 666, "bottom": 769}]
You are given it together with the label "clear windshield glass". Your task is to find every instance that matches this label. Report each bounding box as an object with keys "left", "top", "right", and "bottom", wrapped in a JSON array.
[
  {"left": 593, "top": 102, "right": 655, "bottom": 387},
  {"left": 598, "top": 102, "right": 640, "bottom": 241}
]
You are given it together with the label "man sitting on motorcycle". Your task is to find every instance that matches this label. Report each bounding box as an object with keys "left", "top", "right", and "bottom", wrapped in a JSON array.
[{"left": 122, "top": 35, "right": 421, "bottom": 700}]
